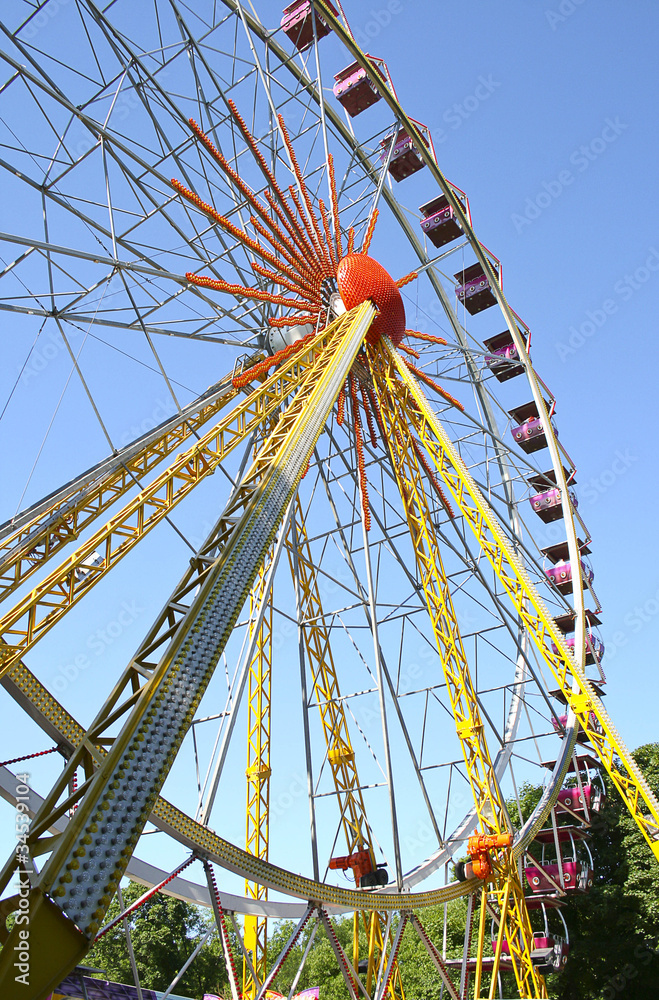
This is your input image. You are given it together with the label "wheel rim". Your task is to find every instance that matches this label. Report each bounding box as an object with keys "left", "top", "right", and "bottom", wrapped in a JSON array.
[{"left": 0, "top": 2, "right": 602, "bottom": 995}]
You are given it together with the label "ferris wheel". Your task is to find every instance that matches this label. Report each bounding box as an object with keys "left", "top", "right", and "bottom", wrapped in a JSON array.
[{"left": 0, "top": 3, "right": 657, "bottom": 1000}]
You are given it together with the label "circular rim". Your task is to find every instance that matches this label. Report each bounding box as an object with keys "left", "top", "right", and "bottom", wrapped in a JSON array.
[{"left": 0, "top": 0, "right": 595, "bottom": 923}]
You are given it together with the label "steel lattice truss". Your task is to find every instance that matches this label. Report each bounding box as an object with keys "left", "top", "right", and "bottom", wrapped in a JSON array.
[{"left": 0, "top": 4, "right": 657, "bottom": 1000}]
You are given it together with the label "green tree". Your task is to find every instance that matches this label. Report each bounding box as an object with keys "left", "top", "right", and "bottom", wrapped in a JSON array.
[
  {"left": 86, "top": 880, "right": 233, "bottom": 998},
  {"left": 397, "top": 899, "right": 468, "bottom": 1000}
]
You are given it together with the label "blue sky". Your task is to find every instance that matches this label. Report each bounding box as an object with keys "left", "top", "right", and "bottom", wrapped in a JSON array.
[{"left": 0, "top": 0, "right": 657, "bottom": 890}]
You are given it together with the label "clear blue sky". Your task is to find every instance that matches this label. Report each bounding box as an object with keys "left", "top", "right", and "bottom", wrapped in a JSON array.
[{"left": 0, "top": 0, "right": 658, "bottom": 889}]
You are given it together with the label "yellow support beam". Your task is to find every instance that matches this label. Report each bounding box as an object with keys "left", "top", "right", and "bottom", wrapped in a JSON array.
[
  {"left": 0, "top": 327, "right": 353, "bottom": 679},
  {"left": 368, "top": 343, "right": 546, "bottom": 999},
  {"left": 287, "top": 497, "right": 404, "bottom": 1000},
  {"left": 287, "top": 496, "right": 371, "bottom": 854},
  {"left": 243, "top": 522, "right": 275, "bottom": 998},
  {"left": 0, "top": 303, "right": 375, "bottom": 1000},
  {"left": 381, "top": 337, "right": 659, "bottom": 865},
  {"left": 0, "top": 370, "right": 252, "bottom": 603}
]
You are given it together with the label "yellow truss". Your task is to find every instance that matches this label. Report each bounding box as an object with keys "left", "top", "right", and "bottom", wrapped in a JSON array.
[
  {"left": 287, "top": 496, "right": 372, "bottom": 854},
  {"left": 0, "top": 369, "right": 252, "bottom": 602},
  {"left": 380, "top": 338, "right": 659, "bottom": 864},
  {"left": 0, "top": 327, "right": 354, "bottom": 678},
  {"left": 287, "top": 496, "right": 404, "bottom": 1000},
  {"left": 244, "top": 440, "right": 275, "bottom": 999},
  {"left": 0, "top": 303, "right": 376, "bottom": 1000},
  {"left": 368, "top": 343, "right": 546, "bottom": 999}
]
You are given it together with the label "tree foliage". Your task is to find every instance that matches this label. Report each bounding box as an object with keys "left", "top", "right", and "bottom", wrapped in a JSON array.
[
  {"left": 396, "top": 899, "right": 467, "bottom": 1000},
  {"left": 86, "top": 880, "right": 232, "bottom": 998}
]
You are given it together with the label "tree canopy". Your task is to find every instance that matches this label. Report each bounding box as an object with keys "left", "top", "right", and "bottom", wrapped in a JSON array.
[{"left": 86, "top": 880, "right": 230, "bottom": 998}]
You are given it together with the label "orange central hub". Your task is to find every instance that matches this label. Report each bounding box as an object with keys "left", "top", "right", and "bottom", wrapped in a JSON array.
[{"left": 336, "top": 254, "right": 405, "bottom": 346}]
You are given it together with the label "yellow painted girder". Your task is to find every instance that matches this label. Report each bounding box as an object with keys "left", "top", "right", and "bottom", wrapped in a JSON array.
[
  {"left": 0, "top": 304, "right": 377, "bottom": 1000},
  {"left": 0, "top": 328, "right": 351, "bottom": 679},
  {"left": 382, "top": 338, "right": 659, "bottom": 865},
  {"left": 244, "top": 526, "right": 274, "bottom": 998},
  {"left": 0, "top": 370, "right": 252, "bottom": 604},
  {"left": 287, "top": 498, "right": 403, "bottom": 1000},
  {"left": 368, "top": 344, "right": 545, "bottom": 999},
  {"left": 368, "top": 350, "right": 502, "bottom": 834},
  {"left": 287, "top": 495, "right": 371, "bottom": 855},
  {"left": 355, "top": 909, "right": 406, "bottom": 1000}
]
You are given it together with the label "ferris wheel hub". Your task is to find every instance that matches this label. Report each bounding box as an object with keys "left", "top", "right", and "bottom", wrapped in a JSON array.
[{"left": 337, "top": 253, "right": 405, "bottom": 346}]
